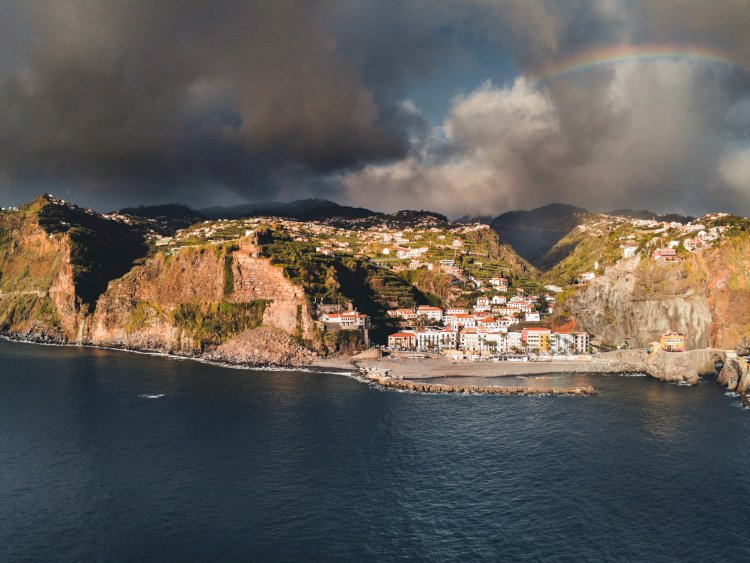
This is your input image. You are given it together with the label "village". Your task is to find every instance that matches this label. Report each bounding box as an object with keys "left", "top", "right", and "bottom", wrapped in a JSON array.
[
  {"left": 142, "top": 207, "right": 717, "bottom": 363},
  {"left": 321, "top": 284, "right": 690, "bottom": 362},
  {"left": 382, "top": 288, "right": 592, "bottom": 361}
]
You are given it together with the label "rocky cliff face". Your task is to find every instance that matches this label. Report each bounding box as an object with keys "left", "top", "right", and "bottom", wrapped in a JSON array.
[
  {"left": 87, "top": 239, "right": 316, "bottom": 361},
  {"left": 569, "top": 257, "right": 712, "bottom": 348},
  {"left": 230, "top": 240, "right": 315, "bottom": 338},
  {"left": 0, "top": 204, "right": 79, "bottom": 340},
  {"left": 0, "top": 199, "right": 320, "bottom": 366},
  {"left": 568, "top": 236, "right": 750, "bottom": 350}
]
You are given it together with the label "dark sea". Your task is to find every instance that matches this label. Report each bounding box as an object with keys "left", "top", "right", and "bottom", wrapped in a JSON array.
[{"left": 2, "top": 339, "right": 750, "bottom": 562}]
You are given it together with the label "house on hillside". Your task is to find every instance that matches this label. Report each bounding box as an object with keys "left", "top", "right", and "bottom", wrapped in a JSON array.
[
  {"left": 321, "top": 311, "right": 371, "bottom": 329},
  {"left": 489, "top": 277, "right": 508, "bottom": 291},
  {"left": 653, "top": 248, "right": 677, "bottom": 261},
  {"left": 416, "top": 305, "right": 443, "bottom": 322}
]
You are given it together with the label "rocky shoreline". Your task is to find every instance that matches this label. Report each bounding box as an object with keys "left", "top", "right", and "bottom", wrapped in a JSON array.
[
  {"left": 5, "top": 331, "right": 746, "bottom": 399},
  {"left": 0, "top": 330, "right": 352, "bottom": 373}
]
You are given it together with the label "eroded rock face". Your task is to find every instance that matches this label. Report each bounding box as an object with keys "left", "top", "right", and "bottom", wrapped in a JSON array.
[
  {"left": 718, "top": 357, "right": 750, "bottom": 392},
  {"left": 86, "top": 241, "right": 316, "bottom": 360},
  {"left": 230, "top": 241, "right": 314, "bottom": 339},
  {"left": 0, "top": 218, "right": 78, "bottom": 341},
  {"left": 1, "top": 218, "right": 320, "bottom": 365},
  {"left": 88, "top": 247, "right": 225, "bottom": 352},
  {"left": 568, "top": 253, "right": 748, "bottom": 350},
  {"left": 644, "top": 350, "right": 721, "bottom": 385},
  {"left": 205, "top": 327, "right": 317, "bottom": 367},
  {"left": 595, "top": 349, "right": 724, "bottom": 384}
]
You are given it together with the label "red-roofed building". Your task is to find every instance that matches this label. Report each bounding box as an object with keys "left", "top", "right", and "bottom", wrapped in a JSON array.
[
  {"left": 321, "top": 311, "right": 371, "bottom": 329},
  {"left": 416, "top": 305, "right": 443, "bottom": 322},
  {"left": 388, "top": 331, "right": 416, "bottom": 350},
  {"left": 653, "top": 248, "right": 677, "bottom": 261}
]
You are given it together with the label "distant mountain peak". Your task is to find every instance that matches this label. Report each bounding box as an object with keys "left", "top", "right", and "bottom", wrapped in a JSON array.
[{"left": 490, "top": 203, "right": 591, "bottom": 268}]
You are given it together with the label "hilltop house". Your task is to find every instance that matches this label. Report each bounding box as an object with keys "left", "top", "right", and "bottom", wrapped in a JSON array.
[
  {"left": 387, "top": 308, "right": 418, "bottom": 321},
  {"left": 653, "top": 248, "right": 677, "bottom": 261},
  {"left": 489, "top": 277, "right": 508, "bottom": 291}
]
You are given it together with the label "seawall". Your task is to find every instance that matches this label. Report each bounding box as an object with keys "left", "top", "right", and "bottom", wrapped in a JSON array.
[{"left": 362, "top": 371, "right": 597, "bottom": 396}]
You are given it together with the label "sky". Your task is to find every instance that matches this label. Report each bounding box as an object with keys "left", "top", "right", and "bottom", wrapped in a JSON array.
[{"left": 0, "top": 0, "right": 749, "bottom": 217}]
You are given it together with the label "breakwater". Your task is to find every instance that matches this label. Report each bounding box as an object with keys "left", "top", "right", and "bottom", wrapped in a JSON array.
[{"left": 362, "top": 371, "right": 597, "bottom": 396}]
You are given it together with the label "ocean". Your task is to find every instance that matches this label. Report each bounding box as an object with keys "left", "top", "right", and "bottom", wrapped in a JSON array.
[{"left": 2, "top": 339, "right": 749, "bottom": 561}]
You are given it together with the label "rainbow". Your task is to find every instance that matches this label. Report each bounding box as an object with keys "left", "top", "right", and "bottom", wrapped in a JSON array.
[{"left": 533, "top": 44, "right": 747, "bottom": 84}]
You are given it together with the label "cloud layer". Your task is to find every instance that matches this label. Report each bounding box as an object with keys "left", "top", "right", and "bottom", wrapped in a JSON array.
[{"left": 0, "top": 1, "right": 748, "bottom": 214}]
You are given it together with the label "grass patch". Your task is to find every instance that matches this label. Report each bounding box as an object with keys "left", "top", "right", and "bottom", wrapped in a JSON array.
[{"left": 171, "top": 300, "right": 268, "bottom": 346}]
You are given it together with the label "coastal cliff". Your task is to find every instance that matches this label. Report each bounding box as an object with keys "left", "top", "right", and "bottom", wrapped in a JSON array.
[
  {"left": 88, "top": 238, "right": 315, "bottom": 359},
  {"left": 566, "top": 235, "right": 750, "bottom": 350},
  {"left": 568, "top": 257, "right": 712, "bottom": 349},
  {"left": 0, "top": 196, "right": 319, "bottom": 366}
]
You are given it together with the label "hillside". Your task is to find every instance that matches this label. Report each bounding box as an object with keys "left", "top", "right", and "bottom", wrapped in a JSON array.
[
  {"left": 200, "top": 199, "right": 379, "bottom": 221},
  {"left": 117, "top": 204, "right": 206, "bottom": 233},
  {"left": 0, "top": 195, "right": 148, "bottom": 338},
  {"left": 7, "top": 193, "right": 750, "bottom": 360},
  {"left": 0, "top": 194, "right": 536, "bottom": 363},
  {"left": 553, "top": 213, "right": 750, "bottom": 350},
  {"left": 490, "top": 203, "right": 590, "bottom": 268}
]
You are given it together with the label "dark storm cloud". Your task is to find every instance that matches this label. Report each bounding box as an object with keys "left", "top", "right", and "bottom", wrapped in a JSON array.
[
  {"left": 1, "top": 1, "right": 749, "bottom": 214},
  {"left": 0, "top": 0, "right": 438, "bottom": 207}
]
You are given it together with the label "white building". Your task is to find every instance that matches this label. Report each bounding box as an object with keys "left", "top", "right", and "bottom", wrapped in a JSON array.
[
  {"left": 321, "top": 311, "right": 371, "bottom": 329},
  {"left": 416, "top": 306, "right": 443, "bottom": 322},
  {"left": 506, "top": 331, "right": 523, "bottom": 351},
  {"left": 445, "top": 308, "right": 468, "bottom": 316},
  {"left": 415, "top": 327, "right": 457, "bottom": 352},
  {"left": 488, "top": 277, "right": 509, "bottom": 291},
  {"left": 446, "top": 314, "right": 476, "bottom": 329}
]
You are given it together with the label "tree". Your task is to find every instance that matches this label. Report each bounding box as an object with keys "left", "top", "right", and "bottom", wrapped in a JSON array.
[
  {"left": 535, "top": 295, "right": 549, "bottom": 314},
  {"left": 324, "top": 266, "right": 340, "bottom": 296}
]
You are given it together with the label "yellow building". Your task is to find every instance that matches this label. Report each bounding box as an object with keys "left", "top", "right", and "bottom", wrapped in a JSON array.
[{"left": 659, "top": 331, "right": 686, "bottom": 352}]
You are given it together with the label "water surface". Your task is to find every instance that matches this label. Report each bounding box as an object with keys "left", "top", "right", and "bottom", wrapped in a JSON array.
[{"left": 2, "top": 340, "right": 749, "bottom": 561}]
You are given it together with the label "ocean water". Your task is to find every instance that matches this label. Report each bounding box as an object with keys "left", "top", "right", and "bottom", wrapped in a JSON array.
[{"left": 2, "top": 340, "right": 750, "bottom": 561}]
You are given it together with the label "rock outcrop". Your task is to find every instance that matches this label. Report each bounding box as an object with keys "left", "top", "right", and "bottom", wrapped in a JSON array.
[
  {"left": 87, "top": 239, "right": 316, "bottom": 360},
  {"left": 204, "top": 327, "right": 317, "bottom": 367},
  {"left": 568, "top": 240, "right": 750, "bottom": 351},
  {"left": 569, "top": 257, "right": 712, "bottom": 349},
  {"left": 595, "top": 349, "right": 725, "bottom": 384},
  {"left": 230, "top": 240, "right": 315, "bottom": 338},
  {"left": 717, "top": 356, "right": 750, "bottom": 393},
  {"left": 0, "top": 200, "right": 320, "bottom": 366}
]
